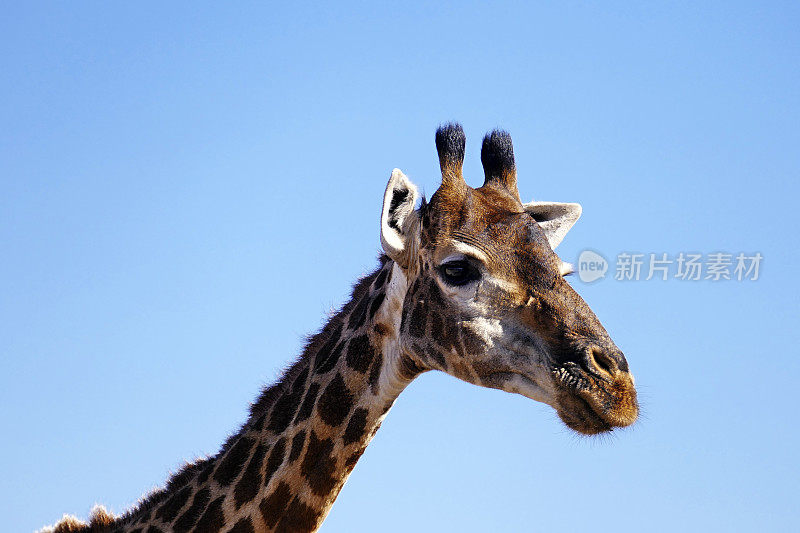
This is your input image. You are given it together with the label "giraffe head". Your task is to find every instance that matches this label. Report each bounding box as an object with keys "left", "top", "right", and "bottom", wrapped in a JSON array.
[{"left": 379, "top": 123, "right": 637, "bottom": 435}]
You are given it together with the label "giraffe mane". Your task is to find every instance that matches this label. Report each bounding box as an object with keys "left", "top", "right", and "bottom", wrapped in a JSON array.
[{"left": 41, "top": 505, "right": 114, "bottom": 533}]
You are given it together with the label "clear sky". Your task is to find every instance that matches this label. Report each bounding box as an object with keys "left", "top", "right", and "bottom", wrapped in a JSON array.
[{"left": 2, "top": 2, "right": 799, "bottom": 532}]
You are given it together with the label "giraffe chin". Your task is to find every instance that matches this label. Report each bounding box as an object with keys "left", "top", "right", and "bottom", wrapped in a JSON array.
[{"left": 553, "top": 374, "right": 639, "bottom": 435}]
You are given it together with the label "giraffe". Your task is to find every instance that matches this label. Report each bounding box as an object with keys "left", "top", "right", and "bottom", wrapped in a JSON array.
[{"left": 44, "top": 123, "right": 638, "bottom": 533}]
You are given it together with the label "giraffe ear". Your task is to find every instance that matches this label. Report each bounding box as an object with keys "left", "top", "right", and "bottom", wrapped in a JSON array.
[
  {"left": 524, "top": 201, "right": 582, "bottom": 249},
  {"left": 380, "top": 168, "right": 420, "bottom": 267}
]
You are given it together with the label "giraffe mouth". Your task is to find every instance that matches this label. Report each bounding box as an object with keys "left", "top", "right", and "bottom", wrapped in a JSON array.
[{"left": 552, "top": 365, "right": 638, "bottom": 435}]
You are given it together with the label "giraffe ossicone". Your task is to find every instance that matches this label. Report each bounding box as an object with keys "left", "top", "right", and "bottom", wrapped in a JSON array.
[{"left": 44, "top": 123, "right": 638, "bottom": 533}]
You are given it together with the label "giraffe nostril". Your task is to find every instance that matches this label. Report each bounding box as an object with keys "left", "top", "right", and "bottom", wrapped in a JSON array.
[{"left": 587, "top": 347, "right": 618, "bottom": 378}]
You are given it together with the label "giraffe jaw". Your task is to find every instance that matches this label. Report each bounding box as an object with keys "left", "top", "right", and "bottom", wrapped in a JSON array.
[{"left": 480, "top": 371, "right": 554, "bottom": 405}]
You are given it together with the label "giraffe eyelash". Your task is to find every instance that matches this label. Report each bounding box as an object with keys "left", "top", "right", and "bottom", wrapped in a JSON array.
[{"left": 439, "top": 259, "right": 482, "bottom": 286}]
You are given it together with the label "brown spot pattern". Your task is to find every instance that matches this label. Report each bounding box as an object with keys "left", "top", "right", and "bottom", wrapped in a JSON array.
[
  {"left": 368, "top": 352, "right": 383, "bottom": 392},
  {"left": 316, "top": 339, "right": 346, "bottom": 375},
  {"left": 197, "top": 460, "right": 214, "bottom": 484},
  {"left": 301, "top": 431, "right": 337, "bottom": 496},
  {"left": 155, "top": 485, "right": 191, "bottom": 523},
  {"left": 348, "top": 293, "right": 371, "bottom": 331},
  {"left": 343, "top": 408, "right": 368, "bottom": 445},
  {"left": 313, "top": 324, "right": 342, "bottom": 373},
  {"left": 294, "top": 382, "right": 320, "bottom": 423},
  {"left": 228, "top": 516, "right": 255, "bottom": 533},
  {"left": 317, "top": 373, "right": 353, "bottom": 427},
  {"left": 259, "top": 481, "right": 292, "bottom": 529},
  {"left": 173, "top": 488, "right": 211, "bottom": 533},
  {"left": 193, "top": 495, "right": 224, "bottom": 533},
  {"left": 234, "top": 442, "right": 267, "bottom": 509},
  {"left": 263, "top": 437, "right": 286, "bottom": 487},
  {"left": 251, "top": 413, "right": 267, "bottom": 432},
  {"left": 345, "top": 334, "right": 374, "bottom": 373},
  {"left": 275, "top": 497, "right": 321, "bottom": 533},
  {"left": 289, "top": 429, "right": 306, "bottom": 461},
  {"left": 368, "top": 292, "right": 385, "bottom": 320},
  {"left": 267, "top": 368, "right": 308, "bottom": 432},
  {"left": 213, "top": 436, "right": 254, "bottom": 487}
]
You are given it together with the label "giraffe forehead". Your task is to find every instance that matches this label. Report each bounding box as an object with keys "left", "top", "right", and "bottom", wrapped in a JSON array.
[
  {"left": 429, "top": 180, "right": 522, "bottom": 218},
  {"left": 426, "top": 186, "right": 548, "bottom": 249},
  {"left": 429, "top": 213, "right": 553, "bottom": 269}
]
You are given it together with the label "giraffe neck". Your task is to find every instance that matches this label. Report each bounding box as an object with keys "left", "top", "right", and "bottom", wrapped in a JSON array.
[{"left": 117, "top": 258, "right": 415, "bottom": 533}]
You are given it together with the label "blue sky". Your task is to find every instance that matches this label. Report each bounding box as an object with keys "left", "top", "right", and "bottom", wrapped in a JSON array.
[{"left": 2, "top": 2, "right": 798, "bottom": 531}]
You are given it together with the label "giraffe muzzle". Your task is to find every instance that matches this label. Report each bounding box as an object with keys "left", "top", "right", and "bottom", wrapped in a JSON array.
[{"left": 552, "top": 345, "right": 638, "bottom": 435}]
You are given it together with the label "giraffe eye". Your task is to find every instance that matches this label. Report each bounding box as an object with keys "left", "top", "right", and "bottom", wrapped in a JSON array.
[{"left": 439, "top": 260, "right": 480, "bottom": 286}]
